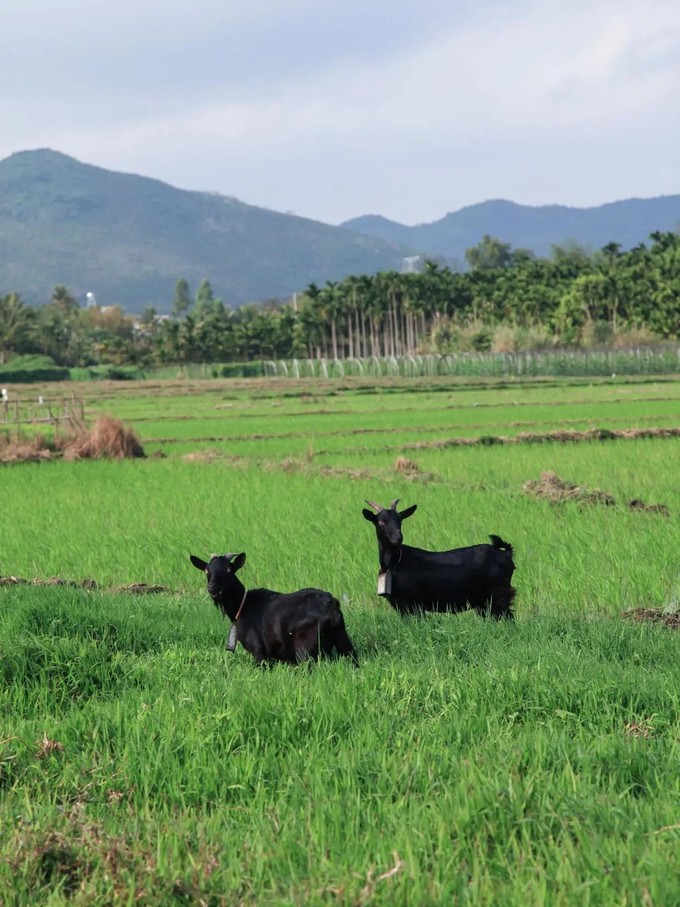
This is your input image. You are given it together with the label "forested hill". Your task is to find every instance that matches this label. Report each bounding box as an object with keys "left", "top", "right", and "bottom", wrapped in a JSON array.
[
  {"left": 0, "top": 149, "right": 413, "bottom": 311},
  {"left": 341, "top": 197, "right": 680, "bottom": 261}
]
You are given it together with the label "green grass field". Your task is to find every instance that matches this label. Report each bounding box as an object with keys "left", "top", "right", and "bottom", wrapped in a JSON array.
[{"left": 1, "top": 375, "right": 679, "bottom": 905}]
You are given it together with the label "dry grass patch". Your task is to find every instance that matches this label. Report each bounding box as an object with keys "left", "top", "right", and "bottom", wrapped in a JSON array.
[
  {"left": 0, "top": 576, "right": 172, "bottom": 594},
  {"left": 0, "top": 576, "right": 98, "bottom": 589},
  {"left": 627, "top": 499, "right": 671, "bottom": 516},
  {"left": 182, "top": 449, "right": 221, "bottom": 464},
  {"left": 1, "top": 416, "right": 145, "bottom": 463},
  {"left": 394, "top": 456, "right": 420, "bottom": 475},
  {"left": 524, "top": 471, "right": 616, "bottom": 506},
  {"left": 524, "top": 471, "right": 671, "bottom": 514},
  {"left": 404, "top": 426, "right": 680, "bottom": 453},
  {"left": 394, "top": 456, "right": 437, "bottom": 483},
  {"left": 35, "top": 736, "right": 65, "bottom": 759},
  {"left": 0, "top": 432, "right": 56, "bottom": 463},
  {"left": 110, "top": 583, "right": 173, "bottom": 595},
  {"left": 622, "top": 608, "right": 680, "bottom": 629}
]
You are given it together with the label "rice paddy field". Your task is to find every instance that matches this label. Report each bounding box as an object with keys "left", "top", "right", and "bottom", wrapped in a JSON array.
[{"left": 1, "top": 374, "right": 680, "bottom": 905}]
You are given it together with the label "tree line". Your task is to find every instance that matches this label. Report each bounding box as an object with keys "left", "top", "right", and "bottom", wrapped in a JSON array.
[{"left": 1, "top": 232, "right": 679, "bottom": 369}]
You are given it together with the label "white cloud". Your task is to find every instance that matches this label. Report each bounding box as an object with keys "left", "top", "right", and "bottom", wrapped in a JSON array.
[{"left": 1, "top": 0, "right": 679, "bottom": 222}]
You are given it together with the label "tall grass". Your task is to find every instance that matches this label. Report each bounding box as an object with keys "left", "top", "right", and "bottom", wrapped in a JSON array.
[{"left": 1, "top": 589, "right": 679, "bottom": 904}]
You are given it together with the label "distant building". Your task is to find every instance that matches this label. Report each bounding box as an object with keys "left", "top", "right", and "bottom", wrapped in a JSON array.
[{"left": 402, "top": 255, "right": 423, "bottom": 274}]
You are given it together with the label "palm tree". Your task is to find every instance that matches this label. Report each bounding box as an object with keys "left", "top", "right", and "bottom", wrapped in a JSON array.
[
  {"left": 355, "top": 275, "right": 375, "bottom": 357},
  {"left": 320, "top": 281, "right": 342, "bottom": 360},
  {"left": 0, "top": 293, "right": 35, "bottom": 364},
  {"left": 303, "top": 282, "right": 327, "bottom": 358},
  {"left": 339, "top": 276, "right": 360, "bottom": 359},
  {"left": 51, "top": 284, "right": 79, "bottom": 315},
  {"left": 172, "top": 278, "right": 192, "bottom": 318}
]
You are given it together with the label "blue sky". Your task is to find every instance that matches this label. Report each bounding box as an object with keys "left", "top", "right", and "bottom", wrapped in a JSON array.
[{"left": 2, "top": 0, "right": 679, "bottom": 224}]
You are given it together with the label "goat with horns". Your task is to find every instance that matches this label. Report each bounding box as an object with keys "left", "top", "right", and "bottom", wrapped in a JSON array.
[{"left": 362, "top": 499, "right": 516, "bottom": 618}]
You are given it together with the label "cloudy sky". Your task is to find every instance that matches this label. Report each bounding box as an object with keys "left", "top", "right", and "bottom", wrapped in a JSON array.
[{"left": 2, "top": 0, "right": 679, "bottom": 224}]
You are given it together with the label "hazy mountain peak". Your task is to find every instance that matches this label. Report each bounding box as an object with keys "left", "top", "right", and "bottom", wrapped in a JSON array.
[{"left": 340, "top": 195, "right": 680, "bottom": 257}]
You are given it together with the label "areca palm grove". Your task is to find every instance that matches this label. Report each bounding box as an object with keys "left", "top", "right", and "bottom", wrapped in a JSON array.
[{"left": 1, "top": 233, "right": 679, "bottom": 369}]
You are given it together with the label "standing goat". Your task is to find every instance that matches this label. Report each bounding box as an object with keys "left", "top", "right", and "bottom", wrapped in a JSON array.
[
  {"left": 190, "top": 552, "right": 358, "bottom": 665},
  {"left": 362, "top": 500, "right": 516, "bottom": 618}
]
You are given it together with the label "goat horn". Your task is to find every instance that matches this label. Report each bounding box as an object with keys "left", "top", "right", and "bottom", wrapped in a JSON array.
[
  {"left": 364, "top": 500, "right": 383, "bottom": 513},
  {"left": 390, "top": 498, "right": 401, "bottom": 510}
]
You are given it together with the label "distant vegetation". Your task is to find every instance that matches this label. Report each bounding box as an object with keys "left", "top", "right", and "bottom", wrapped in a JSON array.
[{"left": 1, "top": 231, "right": 679, "bottom": 373}]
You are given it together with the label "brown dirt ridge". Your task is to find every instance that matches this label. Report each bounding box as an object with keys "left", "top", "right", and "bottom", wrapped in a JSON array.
[{"left": 404, "top": 426, "right": 680, "bottom": 452}]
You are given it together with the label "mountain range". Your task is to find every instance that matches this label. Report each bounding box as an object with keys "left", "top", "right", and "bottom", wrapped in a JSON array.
[
  {"left": 341, "top": 197, "right": 680, "bottom": 263},
  {"left": 0, "top": 150, "right": 412, "bottom": 311},
  {"left": 1, "top": 149, "right": 679, "bottom": 312}
]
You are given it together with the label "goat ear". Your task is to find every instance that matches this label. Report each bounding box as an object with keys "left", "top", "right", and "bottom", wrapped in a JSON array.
[
  {"left": 190, "top": 555, "right": 208, "bottom": 572},
  {"left": 362, "top": 508, "right": 377, "bottom": 523},
  {"left": 399, "top": 504, "right": 417, "bottom": 520},
  {"left": 232, "top": 552, "right": 247, "bottom": 572}
]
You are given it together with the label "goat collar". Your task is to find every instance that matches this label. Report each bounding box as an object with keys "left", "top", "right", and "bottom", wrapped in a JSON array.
[
  {"left": 381, "top": 546, "right": 403, "bottom": 575},
  {"left": 234, "top": 589, "right": 248, "bottom": 621}
]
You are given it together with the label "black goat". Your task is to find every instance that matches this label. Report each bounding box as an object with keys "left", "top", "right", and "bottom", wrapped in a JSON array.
[
  {"left": 190, "top": 552, "right": 358, "bottom": 665},
  {"left": 362, "top": 499, "right": 516, "bottom": 618}
]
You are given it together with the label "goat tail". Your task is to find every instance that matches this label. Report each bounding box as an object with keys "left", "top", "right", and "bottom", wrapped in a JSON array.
[
  {"left": 489, "top": 534, "right": 513, "bottom": 554},
  {"left": 328, "top": 595, "right": 343, "bottom": 619}
]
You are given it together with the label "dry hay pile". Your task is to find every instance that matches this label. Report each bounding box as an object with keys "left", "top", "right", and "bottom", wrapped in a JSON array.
[
  {"left": 622, "top": 608, "right": 680, "bottom": 629},
  {"left": 63, "top": 416, "right": 145, "bottom": 460},
  {"left": 394, "top": 456, "right": 436, "bottom": 483},
  {"left": 394, "top": 456, "right": 420, "bottom": 476},
  {"left": 523, "top": 471, "right": 616, "bottom": 506},
  {"left": 2, "top": 417, "right": 144, "bottom": 463}
]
